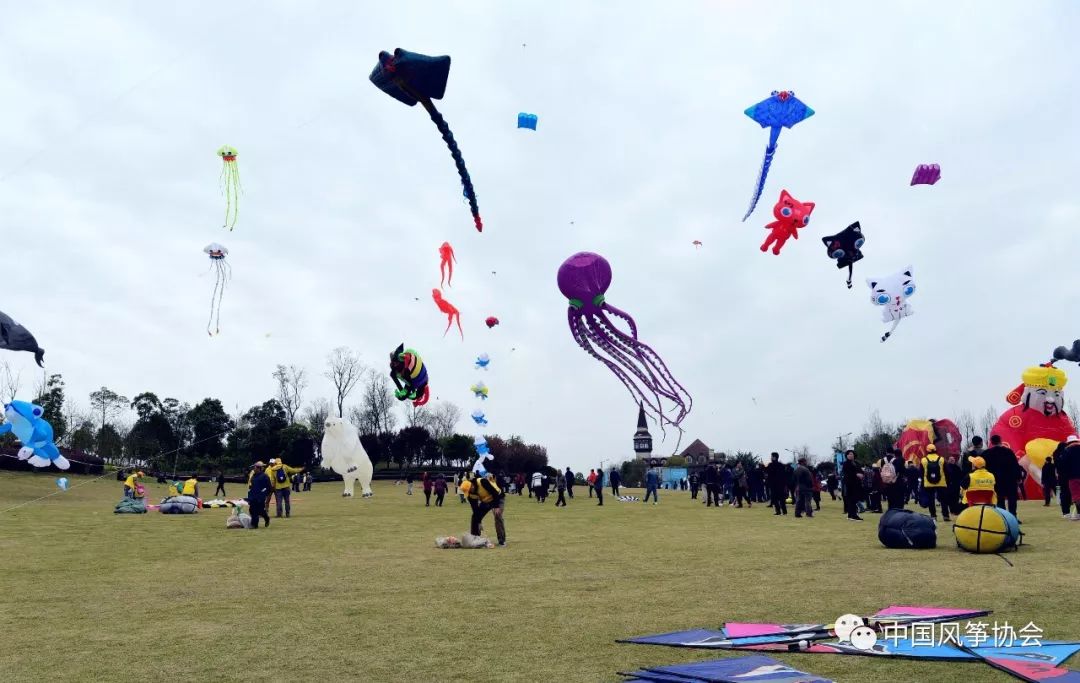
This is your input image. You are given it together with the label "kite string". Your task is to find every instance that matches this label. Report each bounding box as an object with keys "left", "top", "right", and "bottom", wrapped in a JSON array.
[{"left": 0, "top": 426, "right": 233, "bottom": 515}]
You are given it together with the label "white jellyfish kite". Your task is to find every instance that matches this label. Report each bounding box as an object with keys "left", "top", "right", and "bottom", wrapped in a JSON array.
[{"left": 203, "top": 243, "right": 231, "bottom": 336}]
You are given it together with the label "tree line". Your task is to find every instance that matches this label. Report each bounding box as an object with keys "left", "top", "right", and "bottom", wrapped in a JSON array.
[{"left": 1, "top": 348, "right": 547, "bottom": 476}]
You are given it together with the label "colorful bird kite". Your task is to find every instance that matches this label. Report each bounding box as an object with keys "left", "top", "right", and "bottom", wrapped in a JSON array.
[
  {"left": 0, "top": 309, "right": 44, "bottom": 367},
  {"left": 431, "top": 288, "right": 463, "bottom": 339},
  {"left": 216, "top": 145, "right": 241, "bottom": 230},
  {"left": 369, "top": 48, "right": 483, "bottom": 232},
  {"left": 471, "top": 381, "right": 489, "bottom": 400},
  {"left": 517, "top": 113, "right": 538, "bottom": 130},
  {"left": 822, "top": 221, "right": 865, "bottom": 289},
  {"left": 203, "top": 243, "right": 231, "bottom": 336},
  {"left": 742, "top": 91, "right": 814, "bottom": 221},
  {"left": 910, "top": 164, "right": 941, "bottom": 186},
  {"left": 439, "top": 242, "right": 456, "bottom": 288},
  {"left": 557, "top": 252, "right": 692, "bottom": 437},
  {"left": 475, "top": 353, "right": 490, "bottom": 370}
]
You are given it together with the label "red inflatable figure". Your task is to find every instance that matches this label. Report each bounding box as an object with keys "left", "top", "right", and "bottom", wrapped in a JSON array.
[
  {"left": 431, "top": 288, "right": 463, "bottom": 340},
  {"left": 439, "top": 242, "right": 456, "bottom": 288},
  {"left": 989, "top": 363, "right": 1075, "bottom": 498},
  {"left": 485, "top": 316, "right": 499, "bottom": 329},
  {"left": 760, "top": 189, "right": 815, "bottom": 255}
]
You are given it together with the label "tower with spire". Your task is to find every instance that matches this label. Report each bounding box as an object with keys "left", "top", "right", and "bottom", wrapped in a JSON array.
[{"left": 633, "top": 402, "right": 653, "bottom": 460}]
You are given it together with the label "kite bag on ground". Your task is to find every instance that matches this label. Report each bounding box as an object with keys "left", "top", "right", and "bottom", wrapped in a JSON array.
[{"left": 878, "top": 508, "right": 937, "bottom": 549}]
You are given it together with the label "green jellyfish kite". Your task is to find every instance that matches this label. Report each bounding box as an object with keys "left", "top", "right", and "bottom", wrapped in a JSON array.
[{"left": 216, "top": 145, "right": 241, "bottom": 230}]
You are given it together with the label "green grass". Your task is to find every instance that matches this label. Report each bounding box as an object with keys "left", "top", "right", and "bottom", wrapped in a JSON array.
[{"left": 1, "top": 472, "right": 1076, "bottom": 682}]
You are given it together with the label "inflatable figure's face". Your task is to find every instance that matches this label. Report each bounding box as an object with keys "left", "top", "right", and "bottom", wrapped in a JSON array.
[
  {"left": 1024, "top": 387, "right": 1063, "bottom": 417},
  {"left": 324, "top": 417, "right": 346, "bottom": 439}
]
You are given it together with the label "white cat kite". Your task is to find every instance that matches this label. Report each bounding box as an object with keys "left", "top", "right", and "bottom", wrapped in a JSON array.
[{"left": 866, "top": 266, "right": 915, "bottom": 343}]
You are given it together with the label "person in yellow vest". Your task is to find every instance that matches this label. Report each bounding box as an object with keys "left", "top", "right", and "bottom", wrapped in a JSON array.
[
  {"left": 267, "top": 458, "right": 304, "bottom": 518},
  {"left": 919, "top": 444, "right": 951, "bottom": 521},
  {"left": 964, "top": 456, "right": 997, "bottom": 506},
  {"left": 470, "top": 473, "right": 506, "bottom": 545},
  {"left": 181, "top": 474, "right": 200, "bottom": 498},
  {"left": 123, "top": 471, "right": 144, "bottom": 499}
]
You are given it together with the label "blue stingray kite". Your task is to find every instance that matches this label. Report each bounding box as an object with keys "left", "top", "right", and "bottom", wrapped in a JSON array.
[
  {"left": 369, "top": 48, "right": 483, "bottom": 232},
  {"left": 742, "top": 90, "right": 814, "bottom": 221}
]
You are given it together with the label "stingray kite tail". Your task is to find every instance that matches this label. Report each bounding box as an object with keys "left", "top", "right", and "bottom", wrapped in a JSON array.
[
  {"left": 742, "top": 142, "right": 777, "bottom": 222},
  {"left": 422, "top": 100, "right": 483, "bottom": 232}
]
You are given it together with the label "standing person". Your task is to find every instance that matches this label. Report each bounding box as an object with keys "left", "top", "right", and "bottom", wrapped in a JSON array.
[
  {"left": 304, "top": 472, "right": 312, "bottom": 491},
  {"left": 555, "top": 471, "right": 567, "bottom": 507},
  {"left": 531, "top": 470, "right": 544, "bottom": 503},
  {"left": 405, "top": 471, "right": 414, "bottom": 495},
  {"left": 422, "top": 471, "right": 433, "bottom": 507},
  {"left": 594, "top": 467, "right": 604, "bottom": 506},
  {"left": 470, "top": 473, "right": 506, "bottom": 546},
  {"left": 963, "top": 456, "right": 997, "bottom": 505},
  {"left": 720, "top": 465, "right": 734, "bottom": 506},
  {"left": 247, "top": 461, "right": 272, "bottom": 529},
  {"left": 123, "top": 470, "right": 144, "bottom": 499},
  {"left": 919, "top": 445, "right": 951, "bottom": 521},
  {"left": 1063, "top": 435, "right": 1080, "bottom": 520},
  {"left": 793, "top": 457, "right": 814, "bottom": 518},
  {"left": 643, "top": 466, "right": 659, "bottom": 504},
  {"left": 704, "top": 463, "right": 719, "bottom": 507},
  {"left": 587, "top": 469, "right": 596, "bottom": 498},
  {"left": 825, "top": 469, "right": 839, "bottom": 500},
  {"left": 689, "top": 471, "right": 700, "bottom": 500},
  {"left": 434, "top": 474, "right": 447, "bottom": 507},
  {"left": 963, "top": 436, "right": 985, "bottom": 476},
  {"left": 611, "top": 468, "right": 622, "bottom": 497},
  {"left": 181, "top": 473, "right": 200, "bottom": 499},
  {"left": 810, "top": 468, "right": 822, "bottom": 511},
  {"left": 766, "top": 453, "right": 787, "bottom": 515},
  {"left": 749, "top": 464, "right": 764, "bottom": 503},
  {"left": 982, "top": 434, "right": 1021, "bottom": 518},
  {"left": 214, "top": 471, "right": 226, "bottom": 497},
  {"left": 945, "top": 454, "right": 964, "bottom": 516},
  {"left": 292, "top": 470, "right": 301, "bottom": 492},
  {"left": 733, "top": 464, "right": 750, "bottom": 508},
  {"left": 267, "top": 458, "right": 304, "bottom": 519},
  {"left": 880, "top": 449, "right": 906, "bottom": 511},
  {"left": 564, "top": 467, "right": 575, "bottom": 498},
  {"left": 1042, "top": 454, "right": 1058, "bottom": 506},
  {"left": 841, "top": 450, "right": 864, "bottom": 521},
  {"left": 513, "top": 472, "right": 525, "bottom": 496},
  {"left": 904, "top": 460, "right": 920, "bottom": 505},
  {"left": 867, "top": 464, "right": 883, "bottom": 513}
]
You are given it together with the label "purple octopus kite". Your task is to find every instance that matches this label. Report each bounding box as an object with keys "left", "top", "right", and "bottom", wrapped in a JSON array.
[
  {"left": 557, "top": 252, "right": 692, "bottom": 438},
  {"left": 910, "top": 163, "right": 941, "bottom": 186}
]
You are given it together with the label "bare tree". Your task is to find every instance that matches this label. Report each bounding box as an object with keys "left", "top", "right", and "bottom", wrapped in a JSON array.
[
  {"left": 425, "top": 402, "right": 462, "bottom": 440},
  {"left": 1068, "top": 399, "right": 1080, "bottom": 429},
  {"left": 956, "top": 409, "right": 977, "bottom": 445},
  {"left": 88, "top": 386, "right": 130, "bottom": 432},
  {"left": 272, "top": 364, "right": 308, "bottom": 423},
  {"left": 304, "top": 397, "right": 331, "bottom": 443},
  {"left": 0, "top": 360, "right": 21, "bottom": 402},
  {"left": 324, "top": 347, "right": 364, "bottom": 418},
  {"left": 353, "top": 370, "right": 397, "bottom": 435},
  {"left": 978, "top": 406, "right": 998, "bottom": 440}
]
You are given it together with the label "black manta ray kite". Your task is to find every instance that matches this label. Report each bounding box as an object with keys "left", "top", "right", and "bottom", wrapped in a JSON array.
[{"left": 0, "top": 310, "right": 44, "bottom": 367}]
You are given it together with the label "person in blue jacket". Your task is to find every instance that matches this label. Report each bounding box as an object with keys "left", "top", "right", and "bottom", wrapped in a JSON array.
[
  {"left": 247, "top": 461, "right": 272, "bottom": 529},
  {"left": 644, "top": 466, "right": 659, "bottom": 504}
]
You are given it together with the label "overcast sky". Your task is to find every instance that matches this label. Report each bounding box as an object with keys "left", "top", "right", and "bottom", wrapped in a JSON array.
[{"left": 1, "top": 1, "right": 1078, "bottom": 471}]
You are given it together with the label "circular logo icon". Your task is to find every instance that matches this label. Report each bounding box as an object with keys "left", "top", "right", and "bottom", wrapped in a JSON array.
[
  {"left": 850, "top": 625, "right": 879, "bottom": 651},
  {"left": 833, "top": 614, "right": 865, "bottom": 642}
]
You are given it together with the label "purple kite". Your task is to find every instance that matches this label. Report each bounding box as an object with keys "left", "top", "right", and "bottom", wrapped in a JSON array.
[
  {"left": 910, "top": 163, "right": 941, "bottom": 186},
  {"left": 557, "top": 252, "right": 691, "bottom": 437}
]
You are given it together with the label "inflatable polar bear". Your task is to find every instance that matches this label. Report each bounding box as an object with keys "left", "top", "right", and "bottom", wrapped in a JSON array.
[{"left": 321, "top": 417, "right": 374, "bottom": 497}]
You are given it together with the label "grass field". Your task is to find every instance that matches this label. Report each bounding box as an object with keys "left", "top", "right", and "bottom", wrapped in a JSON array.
[{"left": 1, "top": 471, "right": 1077, "bottom": 682}]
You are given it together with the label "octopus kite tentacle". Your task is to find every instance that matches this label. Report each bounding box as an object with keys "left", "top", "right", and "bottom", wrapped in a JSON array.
[
  {"left": 587, "top": 314, "right": 677, "bottom": 405},
  {"left": 570, "top": 312, "right": 667, "bottom": 421},
  {"left": 597, "top": 309, "right": 693, "bottom": 417}
]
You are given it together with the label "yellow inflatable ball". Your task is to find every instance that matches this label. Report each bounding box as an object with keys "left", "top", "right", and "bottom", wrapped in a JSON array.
[{"left": 953, "top": 505, "right": 1008, "bottom": 553}]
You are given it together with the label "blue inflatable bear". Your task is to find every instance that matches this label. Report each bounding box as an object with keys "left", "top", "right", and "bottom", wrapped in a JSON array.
[{"left": 0, "top": 400, "right": 68, "bottom": 470}]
